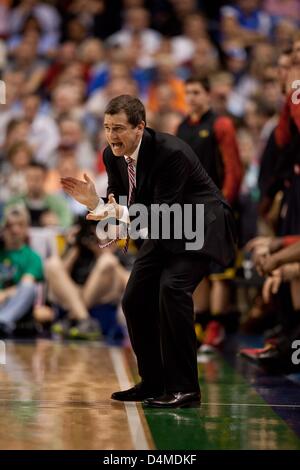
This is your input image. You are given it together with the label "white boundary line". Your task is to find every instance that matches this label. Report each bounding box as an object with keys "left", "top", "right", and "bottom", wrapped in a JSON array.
[
  {"left": 109, "top": 347, "right": 149, "bottom": 450},
  {"left": 201, "top": 402, "right": 300, "bottom": 408}
]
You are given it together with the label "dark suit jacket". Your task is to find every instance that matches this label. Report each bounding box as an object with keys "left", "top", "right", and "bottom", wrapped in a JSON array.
[{"left": 102, "top": 127, "right": 237, "bottom": 267}]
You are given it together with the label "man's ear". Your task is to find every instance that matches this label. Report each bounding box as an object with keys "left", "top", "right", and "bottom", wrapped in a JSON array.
[{"left": 137, "top": 121, "right": 146, "bottom": 132}]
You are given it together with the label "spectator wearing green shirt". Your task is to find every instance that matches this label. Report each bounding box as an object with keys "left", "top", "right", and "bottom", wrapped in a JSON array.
[
  {"left": 0, "top": 206, "right": 44, "bottom": 336},
  {"left": 7, "top": 162, "right": 73, "bottom": 230}
]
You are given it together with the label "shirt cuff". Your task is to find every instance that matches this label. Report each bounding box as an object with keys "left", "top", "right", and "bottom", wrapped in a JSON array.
[
  {"left": 119, "top": 206, "right": 130, "bottom": 224},
  {"left": 88, "top": 198, "right": 105, "bottom": 215},
  {"left": 89, "top": 198, "right": 130, "bottom": 224}
]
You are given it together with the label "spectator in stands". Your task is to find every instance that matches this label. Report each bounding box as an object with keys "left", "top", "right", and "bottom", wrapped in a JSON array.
[
  {"left": 247, "top": 235, "right": 300, "bottom": 305},
  {"left": 0, "top": 205, "right": 43, "bottom": 337},
  {"left": 58, "top": 116, "right": 96, "bottom": 171},
  {"left": 238, "top": 96, "right": 278, "bottom": 245},
  {"left": 224, "top": 46, "right": 248, "bottom": 85},
  {"left": 0, "top": 141, "right": 33, "bottom": 203},
  {"left": 8, "top": 14, "right": 59, "bottom": 58},
  {"left": 50, "top": 83, "right": 84, "bottom": 122},
  {"left": 177, "top": 76, "right": 242, "bottom": 348},
  {"left": 106, "top": 6, "right": 161, "bottom": 69},
  {"left": 45, "top": 146, "right": 94, "bottom": 217},
  {"left": 256, "top": 49, "right": 292, "bottom": 224},
  {"left": 63, "top": 0, "right": 121, "bottom": 40},
  {"left": 254, "top": 35, "right": 300, "bottom": 247},
  {"left": 42, "top": 218, "right": 129, "bottom": 340},
  {"left": 9, "top": 0, "right": 61, "bottom": 43},
  {"left": 78, "top": 38, "right": 108, "bottom": 94},
  {"left": 210, "top": 72, "right": 244, "bottom": 118},
  {"left": 256, "top": 238, "right": 300, "bottom": 304},
  {"left": 243, "top": 234, "right": 300, "bottom": 372},
  {"left": 147, "top": 54, "right": 187, "bottom": 114},
  {"left": 220, "top": 0, "right": 274, "bottom": 48},
  {"left": 8, "top": 36, "right": 47, "bottom": 95},
  {"left": 167, "top": 0, "right": 200, "bottom": 36},
  {"left": 273, "top": 18, "right": 298, "bottom": 52},
  {"left": 189, "top": 38, "right": 220, "bottom": 81},
  {"left": 21, "top": 93, "right": 60, "bottom": 165},
  {"left": 63, "top": 17, "right": 88, "bottom": 46},
  {"left": 0, "top": 70, "right": 27, "bottom": 148},
  {"left": 0, "top": 117, "right": 30, "bottom": 162},
  {"left": 154, "top": 111, "right": 183, "bottom": 135},
  {"left": 7, "top": 162, "right": 73, "bottom": 229},
  {"left": 42, "top": 41, "right": 77, "bottom": 93},
  {"left": 171, "top": 13, "right": 209, "bottom": 66}
]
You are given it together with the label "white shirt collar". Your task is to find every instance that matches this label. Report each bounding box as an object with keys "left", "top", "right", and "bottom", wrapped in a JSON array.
[{"left": 124, "top": 137, "right": 142, "bottom": 165}]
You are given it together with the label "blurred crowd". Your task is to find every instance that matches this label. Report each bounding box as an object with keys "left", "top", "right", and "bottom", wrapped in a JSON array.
[{"left": 0, "top": 0, "right": 300, "bottom": 374}]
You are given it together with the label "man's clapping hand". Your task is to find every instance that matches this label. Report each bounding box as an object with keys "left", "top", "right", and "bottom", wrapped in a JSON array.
[
  {"left": 61, "top": 173, "right": 100, "bottom": 210},
  {"left": 86, "top": 194, "right": 124, "bottom": 221}
]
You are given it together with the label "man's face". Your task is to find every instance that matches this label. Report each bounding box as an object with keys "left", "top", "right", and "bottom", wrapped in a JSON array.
[
  {"left": 185, "top": 82, "right": 210, "bottom": 115},
  {"left": 3, "top": 215, "right": 28, "bottom": 249},
  {"left": 60, "top": 120, "right": 81, "bottom": 145},
  {"left": 25, "top": 167, "right": 46, "bottom": 198},
  {"left": 104, "top": 111, "right": 145, "bottom": 157}
]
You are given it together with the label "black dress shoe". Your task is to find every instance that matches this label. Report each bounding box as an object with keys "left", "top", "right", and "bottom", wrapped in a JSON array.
[
  {"left": 111, "top": 383, "right": 163, "bottom": 402},
  {"left": 143, "top": 392, "right": 201, "bottom": 408}
]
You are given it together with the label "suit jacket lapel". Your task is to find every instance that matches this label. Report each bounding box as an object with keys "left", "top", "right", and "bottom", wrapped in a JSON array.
[
  {"left": 136, "top": 128, "right": 153, "bottom": 196},
  {"left": 116, "top": 156, "right": 129, "bottom": 195}
]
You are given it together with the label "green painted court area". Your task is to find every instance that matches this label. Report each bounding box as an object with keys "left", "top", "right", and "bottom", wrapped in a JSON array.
[{"left": 143, "top": 354, "right": 300, "bottom": 450}]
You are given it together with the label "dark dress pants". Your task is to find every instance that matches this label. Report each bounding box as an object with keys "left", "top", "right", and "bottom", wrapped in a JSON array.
[{"left": 121, "top": 239, "right": 209, "bottom": 393}]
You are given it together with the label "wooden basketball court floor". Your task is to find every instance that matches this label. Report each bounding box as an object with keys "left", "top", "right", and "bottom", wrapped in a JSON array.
[{"left": 0, "top": 339, "right": 300, "bottom": 450}]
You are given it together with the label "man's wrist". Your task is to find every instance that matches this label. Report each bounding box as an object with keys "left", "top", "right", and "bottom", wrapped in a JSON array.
[{"left": 88, "top": 197, "right": 103, "bottom": 212}]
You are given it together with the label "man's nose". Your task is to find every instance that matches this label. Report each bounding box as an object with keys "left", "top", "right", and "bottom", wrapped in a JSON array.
[{"left": 107, "top": 129, "right": 117, "bottom": 139}]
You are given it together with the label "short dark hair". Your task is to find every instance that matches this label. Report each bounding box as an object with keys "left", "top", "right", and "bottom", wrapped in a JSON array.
[
  {"left": 104, "top": 95, "right": 146, "bottom": 127},
  {"left": 185, "top": 76, "right": 210, "bottom": 92}
]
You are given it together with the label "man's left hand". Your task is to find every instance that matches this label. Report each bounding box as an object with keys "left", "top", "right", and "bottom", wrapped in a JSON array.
[{"left": 86, "top": 194, "right": 124, "bottom": 221}]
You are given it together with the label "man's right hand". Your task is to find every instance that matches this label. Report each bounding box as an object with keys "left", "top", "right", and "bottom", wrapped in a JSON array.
[{"left": 61, "top": 173, "right": 99, "bottom": 210}]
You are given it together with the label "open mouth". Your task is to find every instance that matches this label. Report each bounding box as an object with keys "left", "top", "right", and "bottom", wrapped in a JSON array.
[{"left": 111, "top": 143, "right": 123, "bottom": 150}]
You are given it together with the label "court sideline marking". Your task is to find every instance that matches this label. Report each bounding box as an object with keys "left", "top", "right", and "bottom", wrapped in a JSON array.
[{"left": 109, "top": 347, "right": 150, "bottom": 450}]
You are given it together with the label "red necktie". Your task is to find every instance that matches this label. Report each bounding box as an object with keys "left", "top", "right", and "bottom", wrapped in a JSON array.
[
  {"left": 126, "top": 156, "right": 136, "bottom": 205},
  {"left": 98, "top": 157, "right": 136, "bottom": 252},
  {"left": 123, "top": 156, "right": 136, "bottom": 252}
]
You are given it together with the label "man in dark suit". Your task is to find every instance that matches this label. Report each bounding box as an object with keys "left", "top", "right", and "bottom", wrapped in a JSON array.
[{"left": 61, "top": 95, "right": 237, "bottom": 408}]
